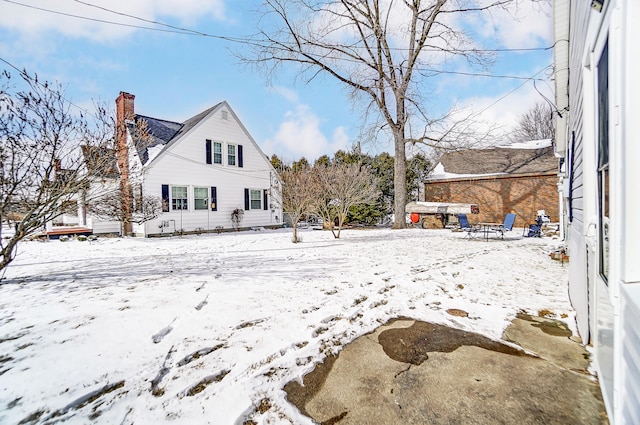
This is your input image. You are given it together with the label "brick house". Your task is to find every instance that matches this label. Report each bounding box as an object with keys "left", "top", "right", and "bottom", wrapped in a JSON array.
[{"left": 424, "top": 140, "right": 559, "bottom": 226}]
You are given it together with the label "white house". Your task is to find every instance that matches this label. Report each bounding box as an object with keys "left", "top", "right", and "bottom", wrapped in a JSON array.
[
  {"left": 554, "top": 1, "right": 640, "bottom": 422},
  {"left": 112, "top": 92, "right": 281, "bottom": 236}
]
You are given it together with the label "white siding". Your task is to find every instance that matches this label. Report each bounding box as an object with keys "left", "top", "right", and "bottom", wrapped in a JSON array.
[
  {"left": 561, "top": 1, "right": 640, "bottom": 423},
  {"left": 565, "top": 0, "right": 591, "bottom": 345}
]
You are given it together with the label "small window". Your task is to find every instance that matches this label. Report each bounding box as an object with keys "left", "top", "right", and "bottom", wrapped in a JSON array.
[
  {"left": 228, "top": 144, "right": 236, "bottom": 166},
  {"left": 250, "top": 189, "right": 262, "bottom": 210},
  {"left": 194, "top": 187, "right": 208, "bottom": 210},
  {"left": 213, "top": 142, "right": 222, "bottom": 164},
  {"left": 171, "top": 186, "right": 188, "bottom": 211},
  {"left": 221, "top": 110, "right": 229, "bottom": 120}
]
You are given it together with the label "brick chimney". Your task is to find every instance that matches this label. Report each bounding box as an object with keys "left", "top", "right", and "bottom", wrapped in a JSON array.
[
  {"left": 115, "top": 92, "right": 134, "bottom": 172},
  {"left": 115, "top": 92, "right": 135, "bottom": 235}
]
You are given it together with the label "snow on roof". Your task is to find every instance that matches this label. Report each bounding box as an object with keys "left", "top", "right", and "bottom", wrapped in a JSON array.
[
  {"left": 428, "top": 140, "right": 557, "bottom": 181},
  {"left": 499, "top": 139, "right": 552, "bottom": 149},
  {"left": 429, "top": 162, "right": 508, "bottom": 181}
]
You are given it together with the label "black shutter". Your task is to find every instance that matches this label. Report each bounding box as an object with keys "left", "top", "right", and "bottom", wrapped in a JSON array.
[
  {"left": 211, "top": 186, "right": 217, "bottom": 211},
  {"left": 238, "top": 144, "right": 243, "bottom": 168},
  {"left": 161, "top": 184, "right": 169, "bottom": 212},
  {"left": 263, "top": 189, "right": 268, "bottom": 210},
  {"left": 244, "top": 188, "right": 250, "bottom": 210},
  {"left": 205, "top": 139, "right": 212, "bottom": 164}
]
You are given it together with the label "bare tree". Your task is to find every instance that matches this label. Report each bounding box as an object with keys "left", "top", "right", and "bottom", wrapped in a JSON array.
[
  {"left": 0, "top": 70, "right": 113, "bottom": 271},
  {"left": 244, "top": 0, "right": 511, "bottom": 228},
  {"left": 312, "top": 162, "right": 379, "bottom": 238},
  {"left": 88, "top": 189, "right": 161, "bottom": 235},
  {"left": 510, "top": 102, "right": 555, "bottom": 143},
  {"left": 278, "top": 166, "right": 316, "bottom": 243}
]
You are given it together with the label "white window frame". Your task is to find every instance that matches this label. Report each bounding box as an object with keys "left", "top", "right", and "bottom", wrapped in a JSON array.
[
  {"left": 213, "top": 141, "right": 222, "bottom": 165},
  {"left": 194, "top": 187, "right": 209, "bottom": 210},
  {"left": 250, "top": 189, "right": 262, "bottom": 210},
  {"left": 228, "top": 144, "right": 237, "bottom": 166},
  {"left": 171, "top": 186, "right": 188, "bottom": 211}
]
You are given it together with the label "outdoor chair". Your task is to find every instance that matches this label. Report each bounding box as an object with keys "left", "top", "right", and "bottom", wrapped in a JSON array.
[
  {"left": 492, "top": 213, "right": 516, "bottom": 239},
  {"left": 458, "top": 214, "right": 479, "bottom": 238},
  {"left": 524, "top": 215, "right": 544, "bottom": 238}
]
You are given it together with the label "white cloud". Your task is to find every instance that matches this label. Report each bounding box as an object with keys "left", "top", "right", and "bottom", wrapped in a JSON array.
[
  {"left": 0, "top": 0, "right": 227, "bottom": 42},
  {"left": 475, "top": 1, "right": 553, "bottom": 49},
  {"left": 447, "top": 74, "right": 555, "bottom": 145},
  {"left": 263, "top": 105, "right": 350, "bottom": 161},
  {"left": 268, "top": 86, "right": 299, "bottom": 103}
]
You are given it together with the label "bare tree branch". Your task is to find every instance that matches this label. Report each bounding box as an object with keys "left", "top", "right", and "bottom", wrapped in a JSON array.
[
  {"left": 311, "top": 162, "right": 379, "bottom": 238},
  {"left": 509, "top": 101, "right": 555, "bottom": 143},
  {"left": 241, "top": 0, "right": 514, "bottom": 228},
  {"left": 0, "top": 70, "right": 114, "bottom": 271},
  {"left": 276, "top": 165, "right": 316, "bottom": 242}
]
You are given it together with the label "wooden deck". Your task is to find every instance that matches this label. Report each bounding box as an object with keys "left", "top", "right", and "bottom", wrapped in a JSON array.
[{"left": 43, "top": 227, "right": 93, "bottom": 239}]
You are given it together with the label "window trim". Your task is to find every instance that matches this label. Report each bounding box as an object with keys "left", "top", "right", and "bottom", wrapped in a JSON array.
[
  {"left": 193, "top": 187, "right": 209, "bottom": 211},
  {"left": 228, "top": 143, "right": 237, "bottom": 167},
  {"left": 249, "top": 189, "right": 262, "bottom": 210},
  {"left": 596, "top": 39, "right": 609, "bottom": 284},
  {"left": 171, "top": 185, "right": 188, "bottom": 211},
  {"left": 213, "top": 141, "right": 222, "bottom": 165}
]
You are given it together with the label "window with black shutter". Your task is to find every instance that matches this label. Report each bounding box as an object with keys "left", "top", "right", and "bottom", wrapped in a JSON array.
[
  {"left": 238, "top": 145, "right": 244, "bottom": 168},
  {"left": 244, "top": 188, "right": 250, "bottom": 210}
]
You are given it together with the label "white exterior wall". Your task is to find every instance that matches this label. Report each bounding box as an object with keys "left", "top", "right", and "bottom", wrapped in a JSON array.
[
  {"left": 558, "top": 1, "right": 640, "bottom": 423},
  {"left": 138, "top": 103, "right": 281, "bottom": 236}
]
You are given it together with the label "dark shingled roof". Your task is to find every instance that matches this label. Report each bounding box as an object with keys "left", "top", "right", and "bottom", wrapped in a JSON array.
[
  {"left": 130, "top": 104, "right": 220, "bottom": 165},
  {"left": 437, "top": 146, "right": 557, "bottom": 177}
]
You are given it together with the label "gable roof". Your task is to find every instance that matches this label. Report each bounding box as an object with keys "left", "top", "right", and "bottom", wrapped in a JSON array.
[
  {"left": 130, "top": 104, "right": 220, "bottom": 165},
  {"left": 430, "top": 143, "right": 557, "bottom": 181}
]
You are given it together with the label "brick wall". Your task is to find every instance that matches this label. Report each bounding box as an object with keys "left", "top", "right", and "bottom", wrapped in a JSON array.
[{"left": 424, "top": 173, "right": 559, "bottom": 226}]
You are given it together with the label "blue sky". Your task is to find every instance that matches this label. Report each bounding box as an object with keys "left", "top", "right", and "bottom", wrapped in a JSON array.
[{"left": 0, "top": 0, "right": 553, "bottom": 162}]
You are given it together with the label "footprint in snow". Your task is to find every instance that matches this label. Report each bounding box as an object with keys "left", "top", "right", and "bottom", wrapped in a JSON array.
[
  {"left": 195, "top": 295, "right": 209, "bottom": 311},
  {"left": 152, "top": 318, "right": 177, "bottom": 344}
]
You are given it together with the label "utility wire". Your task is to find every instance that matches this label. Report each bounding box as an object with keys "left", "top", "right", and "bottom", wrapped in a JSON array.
[
  {"left": 2, "top": 0, "right": 556, "bottom": 54},
  {"left": 1, "top": 0, "right": 241, "bottom": 40},
  {"left": 416, "top": 67, "right": 546, "bottom": 81},
  {"left": 0, "top": 55, "right": 101, "bottom": 120},
  {"left": 469, "top": 64, "right": 553, "bottom": 120}
]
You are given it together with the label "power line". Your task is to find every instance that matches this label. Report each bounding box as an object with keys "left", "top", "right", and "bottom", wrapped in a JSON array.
[
  {"left": 471, "top": 64, "right": 553, "bottom": 119},
  {"left": 0, "top": 55, "right": 101, "bottom": 119},
  {"left": 2, "top": 0, "right": 555, "bottom": 54},
  {"left": 416, "top": 67, "right": 547, "bottom": 81},
  {"left": 1, "top": 0, "right": 246, "bottom": 42},
  {"left": 72, "top": 0, "right": 204, "bottom": 36}
]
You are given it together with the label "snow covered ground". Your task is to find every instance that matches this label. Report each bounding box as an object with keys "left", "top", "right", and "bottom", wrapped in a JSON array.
[{"left": 0, "top": 227, "right": 571, "bottom": 424}]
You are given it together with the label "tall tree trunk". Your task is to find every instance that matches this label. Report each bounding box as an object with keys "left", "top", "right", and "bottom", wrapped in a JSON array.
[{"left": 393, "top": 131, "right": 407, "bottom": 229}]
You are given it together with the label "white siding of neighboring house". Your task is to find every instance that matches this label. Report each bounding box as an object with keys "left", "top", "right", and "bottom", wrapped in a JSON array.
[{"left": 134, "top": 103, "right": 281, "bottom": 236}]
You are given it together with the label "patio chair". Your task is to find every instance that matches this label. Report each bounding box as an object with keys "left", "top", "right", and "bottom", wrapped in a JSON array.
[
  {"left": 493, "top": 213, "right": 516, "bottom": 239},
  {"left": 458, "top": 214, "right": 479, "bottom": 238},
  {"left": 524, "top": 215, "right": 544, "bottom": 237}
]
